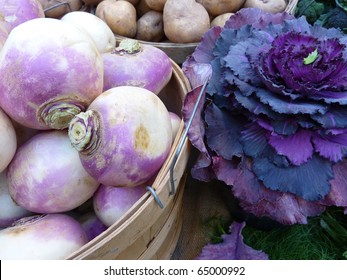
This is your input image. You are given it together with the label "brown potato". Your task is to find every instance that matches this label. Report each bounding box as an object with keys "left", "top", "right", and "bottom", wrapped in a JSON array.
[
  {"left": 163, "top": 0, "right": 210, "bottom": 43},
  {"left": 210, "top": 12, "right": 234, "bottom": 27},
  {"left": 196, "top": 0, "right": 245, "bottom": 16},
  {"left": 96, "top": 0, "right": 137, "bottom": 38},
  {"left": 144, "top": 0, "right": 167, "bottom": 12},
  {"left": 136, "top": 11, "right": 164, "bottom": 42},
  {"left": 243, "top": 0, "right": 287, "bottom": 13},
  {"left": 38, "top": 0, "right": 83, "bottom": 18}
]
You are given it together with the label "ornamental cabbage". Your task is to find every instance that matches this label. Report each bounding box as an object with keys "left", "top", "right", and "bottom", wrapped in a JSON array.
[{"left": 182, "top": 8, "right": 347, "bottom": 225}]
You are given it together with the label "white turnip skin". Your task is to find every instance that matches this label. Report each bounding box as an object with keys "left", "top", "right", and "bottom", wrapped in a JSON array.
[
  {"left": 68, "top": 86, "right": 173, "bottom": 187},
  {"left": 7, "top": 130, "right": 100, "bottom": 213},
  {"left": 0, "top": 108, "right": 17, "bottom": 172},
  {"left": 0, "top": 0, "right": 45, "bottom": 33},
  {"left": 0, "top": 171, "right": 32, "bottom": 228},
  {"left": 61, "top": 11, "right": 116, "bottom": 54},
  {"left": 0, "top": 18, "right": 104, "bottom": 130},
  {"left": 102, "top": 39, "right": 172, "bottom": 94},
  {"left": 0, "top": 214, "right": 89, "bottom": 260},
  {"left": 93, "top": 184, "right": 147, "bottom": 227}
]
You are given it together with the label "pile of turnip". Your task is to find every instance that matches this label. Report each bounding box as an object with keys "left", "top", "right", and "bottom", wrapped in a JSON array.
[{"left": 0, "top": 0, "right": 182, "bottom": 259}]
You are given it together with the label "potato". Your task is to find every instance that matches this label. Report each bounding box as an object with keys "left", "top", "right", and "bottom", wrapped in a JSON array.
[
  {"left": 163, "top": 0, "right": 210, "bottom": 43},
  {"left": 38, "top": 0, "right": 83, "bottom": 18},
  {"left": 144, "top": 0, "right": 166, "bottom": 12},
  {"left": 211, "top": 12, "right": 234, "bottom": 27},
  {"left": 243, "top": 0, "right": 287, "bottom": 13},
  {"left": 196, "top": 0, "right": 245, "bottom": 17},
  {"left": 136, "top": 11, "right": 164, "bottom": 42},
  {"left": 96, "top": 0, "right": 137, "bottom": 38}
]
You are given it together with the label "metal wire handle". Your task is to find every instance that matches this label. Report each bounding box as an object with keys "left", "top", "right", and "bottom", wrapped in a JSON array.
[
  {"left": 43, "top": 1, "right": 72, "bottom": 13},
  {"left": 147, "top": 79, "right": 209, "bottom": 208},
  {"left": 169, "top": 79, "right": 209, "bottom": 196}
]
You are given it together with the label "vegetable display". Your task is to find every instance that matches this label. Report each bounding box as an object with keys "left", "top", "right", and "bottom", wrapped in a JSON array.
[
  {"left": 0, "top": 0, "right": 185, "bottom": 260},
  {"left": 181, "top": 7, "right": 347, "bottom": 225}
]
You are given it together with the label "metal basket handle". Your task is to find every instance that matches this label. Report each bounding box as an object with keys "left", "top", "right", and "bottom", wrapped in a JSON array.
[
  {"left": 146, "top": 78, "right": 209, "bottom": 208},
  {"left": 43, "top": 1, "right": 72, "bottom": 13}
]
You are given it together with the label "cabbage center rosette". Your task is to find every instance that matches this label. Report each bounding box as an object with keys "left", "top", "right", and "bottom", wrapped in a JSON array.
[{"left": 182, "top": 8, "right": 347, "bottom": 225}]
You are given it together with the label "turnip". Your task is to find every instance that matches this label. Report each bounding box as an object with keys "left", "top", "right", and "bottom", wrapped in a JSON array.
[
  {"left": 0, "top": 18, "right": 104, "bottom": 130},
  {"left": 0, "top": 214, "right": 88, "bottom": 259},
  {"left": 0, "top": 108, "right": 17, "bottom": 172},
  {"left": 7, "top": 130, "right": 100, "bottom": 213},
  {"left": 0, "top": 171, "right": 32, "bottom": 228},
  {"left": 102, "top": 39, "right": 172, "bottom": 94},
  {"left": 61, "top": 11, "right": 116, "bottom": 54},
  {"left": 78, "top": 211, "right": 108, "bottom": 241},
  {"left": 0, "top": 0, "right": 45, "bottom": 33},
  {"left": 68, "top": 86, "right": 173, "bottom": 187},
  {"left": 93, "top": 184, "right": 147, "bottom": 227}
]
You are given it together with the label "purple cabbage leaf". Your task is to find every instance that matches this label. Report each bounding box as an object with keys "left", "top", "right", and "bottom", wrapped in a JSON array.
[{"left": 196, "top": 222, "right": 269, "bottom": 260}]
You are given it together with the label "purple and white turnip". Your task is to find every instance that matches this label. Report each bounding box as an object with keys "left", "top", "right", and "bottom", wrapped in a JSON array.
[
  {"left": 68, "top": 85, "right": 173, "bottom": 187},
  {"left": 102, "top": 38, "right": 172, "bottom": 94},
  {"left": 78, "top": 211, "right": 108, "bottom": 241},
  {"left": 7, "top": 130, "right": 100, "bottom": 213},
  {"left": 0, "top": 214, "right": 88, "bottom": 259},
  {"left": 93, "top": 184, "right": 147, "bottom": 227},
  {"left": 0, "top": 171, "right": 32, "bottom": 228},
  {"left": 0, "top": 17, "right": 104, "bottom": 130},
  {"left": 61, "top": 11, "right": 116, "bottom": 54},
  {"left": 0, "top": 0, "right": 44, "bottom": 33}
]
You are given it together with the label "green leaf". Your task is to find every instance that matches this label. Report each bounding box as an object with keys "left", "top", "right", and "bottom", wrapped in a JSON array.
[{"left": 303, "top": 48, "right": 319, "bottom": 65}]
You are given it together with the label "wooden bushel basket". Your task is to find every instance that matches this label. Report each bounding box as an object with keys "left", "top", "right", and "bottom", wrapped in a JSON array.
[{"left": 66, "top": 61, "right": 192, "bottom": 260}]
